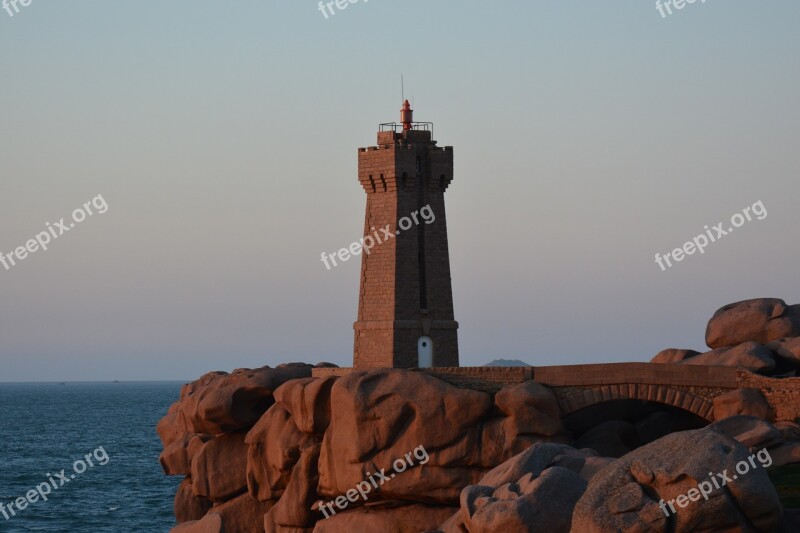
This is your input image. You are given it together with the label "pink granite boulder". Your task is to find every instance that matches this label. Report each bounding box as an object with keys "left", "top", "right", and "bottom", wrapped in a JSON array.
[
  {"left": 651, "top": 348, "right": 700, "bottom": 364},
  {"left": 680, "top": 342, "right": 776, "bottom": 374},
  {"left": 706, "top": 298, "right": 800, "bottom": 349},
  {"left": 713, "top": 388, "right": 774, "bottom": 422}
]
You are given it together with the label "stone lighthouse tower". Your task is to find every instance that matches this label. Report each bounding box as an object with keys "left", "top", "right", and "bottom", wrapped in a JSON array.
[{"left": 353, "top": 101, "right": 459, "bottom": 369}]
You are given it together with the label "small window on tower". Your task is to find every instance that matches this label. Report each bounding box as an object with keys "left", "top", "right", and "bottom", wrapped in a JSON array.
[{"left": 418, "top": 336, "right": 433, "bottom": 368}]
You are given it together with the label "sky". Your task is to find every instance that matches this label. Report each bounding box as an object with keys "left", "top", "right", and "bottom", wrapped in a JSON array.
[{"left": 1, "top": 1, "right": 798, "bottom": 381}]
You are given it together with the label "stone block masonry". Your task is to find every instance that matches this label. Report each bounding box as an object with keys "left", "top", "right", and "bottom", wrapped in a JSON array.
[
  {"left": 312, "top": 366, "right": 531, "bottom": 394},
  {"left": 353, "top": 106, "right": 459, "bottom": 369},
  {"left": 737, "top": 371, "right": 800, "bottom": 422}
]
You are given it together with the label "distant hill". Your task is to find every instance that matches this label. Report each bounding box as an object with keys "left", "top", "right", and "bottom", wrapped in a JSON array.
[{"left": 484, "top": 359, "right": 532, "bottom": 367}]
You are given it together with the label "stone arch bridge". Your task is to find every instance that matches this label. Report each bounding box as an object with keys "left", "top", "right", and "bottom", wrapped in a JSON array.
[
  {"left": 533, "top": 363, "right": 736, "bottom": 422},
  {"left": 396, "top": 363, "right": 800, "bottom": 423}
]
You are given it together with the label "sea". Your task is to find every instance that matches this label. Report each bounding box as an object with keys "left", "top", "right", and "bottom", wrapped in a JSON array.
[{"left": 0, "top": 382, "right": 184, "bottom": 532}]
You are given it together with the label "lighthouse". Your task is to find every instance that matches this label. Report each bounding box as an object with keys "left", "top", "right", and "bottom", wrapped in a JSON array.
[{"left": 353, "top": 101, "right": 459, "bottom": 369}]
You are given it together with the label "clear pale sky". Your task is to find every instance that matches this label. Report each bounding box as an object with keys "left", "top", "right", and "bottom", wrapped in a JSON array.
[{"left": 1, "top": 1, "right": 798, "bottom": 381}]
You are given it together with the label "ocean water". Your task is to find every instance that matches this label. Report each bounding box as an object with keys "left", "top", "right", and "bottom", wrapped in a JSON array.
[{"left": 0, "top": 382, "right": 183, "bottom": 532}]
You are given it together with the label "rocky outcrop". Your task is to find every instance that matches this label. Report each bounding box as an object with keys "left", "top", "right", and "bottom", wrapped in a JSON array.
[
  {"left": 275, "top": 376, "right": 337, "bottom": 435},
  {"left": 171, "top": 513, "right": 222, "bottom": 533},
  {"left": 706, "top": 298, "right": 800, "bottom": 349},
  {"left": 713, "top": 388, "right": 775, "bottom": 421},
  {"left": 313, "top": 504, "right": 456, "bottom": 533},
  {"left": 158, "top": 364, "right": 315, "bottom": 532},
  {"left": 708, "top": 415, "right": 800, "bottom": 467},
  {"left": 160, "top": 364, "right": 798, "bottom": 532},
  {"left": 680, "top": 342, "right": 776, "bottom": 374},
  {"left": 455, "top": 467, "right": 587, "bottom": 533},
  {"left": 651, "top": 348, "right": 700, "bottom": 364},
  {"left": 317, "top": 369, "right": 493, "bottom": 504},
  {"left": 708, "top": 415, "right": 784, "bottom": 450},
  {"left": 160, "top": 365, "right": 569, "bottom": 532},
  {"left": 208, "top": 493, "right": 274, "bottom": 532},
  {"left": 174, "top": 479, "right": 212, "bottom": 523},
  {"left": 494, "top": 381, "right": 567, "bottom": 447},
  {"left": 178, "top": 364, "right": 315, "bottom": 434},
  {"left": 768, "top": 337, "right": 800, "bottom": 372},
  {"left": 159, "top": 297, "right": 800, "bottom": 532},
  {"left": 190, "top": 433, "right": 249, "bottom": 502},
  {"left": 441, "top": 443, "right": 601, "bottom": 533},
  {"left": 174, "top": 496, "right": 275, "bottom": 533},
  {"left": 263, "top": 442, "right": 321, "bottom": 531},
  {"left": 474, "top": 442, "right": 578, "bottom": 487},
  {"left": 651, "top": 298, "right": 800, "bottom": 377},
  {"left": 246, "top": 404, "right": 318, "bottom": 502},
  {"left": 314, "top": 370, "right": 568, "bottom": 508},
  {"left": 775, "top": 420, "right": 800, "bottom": 442},
  {"left": 572, "top": 428, "right": 783, "bottom": 532}
]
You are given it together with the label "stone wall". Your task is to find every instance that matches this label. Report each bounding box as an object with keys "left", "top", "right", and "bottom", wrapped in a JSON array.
[
  {"left": 533, "top": 363, "right": 739, "bottom": 388},
  {"left": 312, "top": 366, "right": 531, "bottom": 393},
  {"left": 737, "top": 370, "right": 800, "bottom": 421}
]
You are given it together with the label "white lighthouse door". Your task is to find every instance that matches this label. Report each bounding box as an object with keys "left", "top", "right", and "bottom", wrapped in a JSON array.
[{"left": 418, "top": 337, "right": 433, "bottom": 368}]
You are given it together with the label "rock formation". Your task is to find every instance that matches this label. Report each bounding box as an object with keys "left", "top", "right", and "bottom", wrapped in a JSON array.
[
  {"left": 158, "top": 298, "right": 800, "bottom": 532},
  {"left": 655, "top": 298, "right": 800, "bottom": 376},
  {"left": 572, "top": 428, "right": 783, "bottom": 532}
]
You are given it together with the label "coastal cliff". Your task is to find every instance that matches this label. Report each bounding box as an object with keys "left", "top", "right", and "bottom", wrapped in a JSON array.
[{"left": 158, "top": 298, "right": 800, "bottom": 532}]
